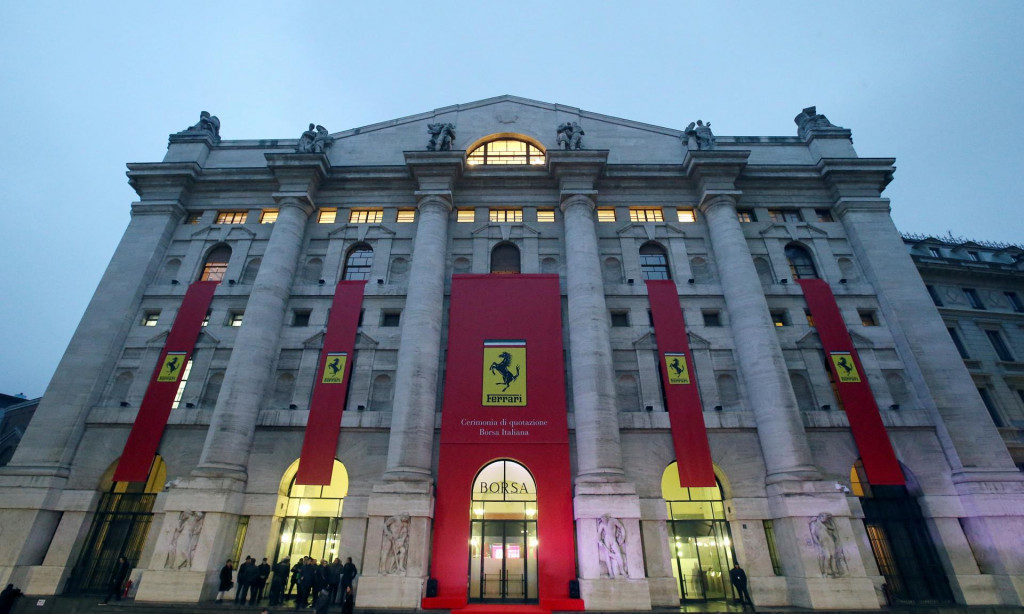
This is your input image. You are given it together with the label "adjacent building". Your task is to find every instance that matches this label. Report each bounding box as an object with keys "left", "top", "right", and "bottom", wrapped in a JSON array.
[{"left": 1, "top": 96, "right": 1022, "bottom": 611}]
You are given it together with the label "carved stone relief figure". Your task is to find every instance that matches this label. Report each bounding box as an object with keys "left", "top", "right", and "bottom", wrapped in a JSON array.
[
  {"left": 177, "top": 111, "right": 221, "bottom": 142},
  {"left": 684, "top": 120, "right": 715, "bottom": 150},
  {"left": 426, "top": 123, "right": 456, "bottom": 151},
  {"left": 297, "top": 124, "right": 334, "bottom": 153},
  {"left": 808, "top": 512, "right": 847, "bottom": 577},
  {"left": 556, "top": 122, "right": 585, "bottom": 150},
  {"left": 164, "top": 511, "right": 206, "bottom": 570},
  {"left": 380, "top": 513, "right": 410, "bottom": 575},
  {"left": 596, "top": 514, "right": 628, "bottom": 578}
]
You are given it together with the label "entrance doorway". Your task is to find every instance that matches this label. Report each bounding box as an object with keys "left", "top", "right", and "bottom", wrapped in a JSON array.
[
  {"left": 468, "top": 460, "right": 539, "bottom": 603},
  {"left": 662, "top": 463, "right": 736, "bottom": 602},
  {"left": 274, "top": 459, "right": 348, "bottom": 565}
]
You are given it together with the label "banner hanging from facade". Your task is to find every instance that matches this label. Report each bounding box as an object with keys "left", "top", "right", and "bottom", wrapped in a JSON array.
[
  {"left": 799, "top": 278, "right": 905, "bottom": 485},
  {"left": 295, "top": 280, "right": 366, "bottom": 485},
  {"left": 646, "top": 280, "right": 716, "bottom": 487},
  {"left": 114, "top": 280, "right": 218, "bottom": 482}
]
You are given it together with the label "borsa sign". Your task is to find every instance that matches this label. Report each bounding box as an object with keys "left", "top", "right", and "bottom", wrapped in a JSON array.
[{"left": 479, "top": 481, "right": 532, "bottom": 495}]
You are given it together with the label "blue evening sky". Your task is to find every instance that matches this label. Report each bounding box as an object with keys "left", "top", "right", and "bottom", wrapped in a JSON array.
[{"left": 1, "top": 2, "right": 1022, "bottom": 397}]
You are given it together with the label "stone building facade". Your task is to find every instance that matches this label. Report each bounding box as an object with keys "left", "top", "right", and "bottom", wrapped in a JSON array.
[{"left": 1, "top": 96, "right": 1022, "bottom": 610}]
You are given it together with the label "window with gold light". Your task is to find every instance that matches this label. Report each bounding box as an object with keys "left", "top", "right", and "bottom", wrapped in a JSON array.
[{"left": 467, "top": 139, "right": 546, "bottom": 166}]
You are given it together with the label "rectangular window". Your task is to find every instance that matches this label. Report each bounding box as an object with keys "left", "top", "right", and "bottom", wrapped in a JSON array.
[
  {"left": 769, "top": 209, "right": 802, "bottom": 223},
  {"left": 396, "top": 209, "right": 416, "bottom": 223},
  {"left": 702, "top": 310, "right": 722, "bottom": 327},
  {"left": 805, "top": 309, "right": 815, "bottom": 328},
  {"left": 597, "top": 207, "right": 616, "bottom": 222},
  {"left": 610, "top": 311, "right": 630, "bottom": 327},
  {"left": 963, "top": 288, "right": 985, "bottom": 309},
  {"left": 736, "top": 210, "right": 756, "bottom": 223},
  {"left": 381, "top": 311, "right": 401, "bottom": 327},
  {"left": 986, "top": 330, "right": 1014, "bottom": 361},
  {"left": 929, "top": 247, "right": 943, "bottom": 258},
  {"left": 489, "top": 208, "right": 523, "bottom": 223},
  {"left": 1005, "top": 292, "right": 1024, "bottom": 313},
  {"left": 202, "top": 311, "right": 210, "bottom": 327},
  {"left": 349, "top": 208, "right": 384, "bottom": 224},
  {"left": 228, "top": 311, "right": 244, "bottom": 327},
  {"left": 629, "top": 207, "right": 664, "bottom": 222},
  {"left": 201, "top": 263, "right": 227, "bottom": 282},
  {"left": 814, "top": 209, "right": 834, "bottom": 222},
  {"left": 771, "top": 310, "right": 789, "bottom": 327},
  {"left": 318, "top": 209, "right": 337, "bottom": 224},
  {"left": 978, "top": 387, "right": 1005, "bottom": 427},
  {"left": 292, "top": 309, "right": 311, "bottom": 327},
  {"left": 141, "top": 311, "right": 160, "bottom": 327},
  {"left": 967, "top": 250, "right": 981, "bottom": 262},
  {"left": 171, "top": 359, "right": 193, "bottom": 409},
  {"left": 858, "top": 309, "right": 878, "bottom": 326},
  {"left": 215, "top": 211, "right": 247, "bottom": 225},
  {"left": 676, "top": 208, "right": 697, "bottom": 223},
  {"left": 536, "top": 209, "right": 555, "bottom": 223},
  {"left": 185, "top": 213, "right": 202, "bottom": 225},
  {"left": 457, "top": 209, "right": 475, "bottom": 223},
  {"left": 926, "top": 285, "right": 943, "bottom": 306},
  {"left": 763, "top": 520, "right": 783, "bottom": 576},
  {"left": 259, "top": 209, "right": 279, "bottom": 224},
  {"left": 947, "top": 327, "right": 969, "bottom": 359}
]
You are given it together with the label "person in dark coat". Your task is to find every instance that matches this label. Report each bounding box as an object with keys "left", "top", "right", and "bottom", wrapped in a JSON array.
[
  {"left": 101, "top": 555, "right": 131, "bottom": 604},
  {"left": 0, "top": 584, "right": 24, "bottom": 614},
  {"left": 289, "top": 559, "right": 303, "bottom": 600},
  {"left": 339, "top": 557, "right": 358, "bottom": 604},
  {"left": 236, "top": 556, "right": 256, "bottom": 604},
  {"left": 313, "top": 588, "right": 331, "bottom": 614},
  {"left": 729, "top": 562, "right": 754, "bottom": 610},
  {"left": 269, "top": 557, "right": 290, "bottom": 606},
  {"left": 216, "top": 559, "right": 234, "bottom": 603},
  {"left": 297, "top": 557, "right": 317, "bottom": 609},
  {"left": 327, "top": 558, "right": 342, "bottom": 605},
  {"left": 253, "top": 557, "right": 271, "bottom": 604},
  {"left": 340, "top": 585, "right": 354, "bottom": 614}
]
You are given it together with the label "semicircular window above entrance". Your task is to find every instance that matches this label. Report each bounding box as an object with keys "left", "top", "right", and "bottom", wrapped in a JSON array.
[{"left": 467, "top": 139, "right": 546, "bottom": 166}]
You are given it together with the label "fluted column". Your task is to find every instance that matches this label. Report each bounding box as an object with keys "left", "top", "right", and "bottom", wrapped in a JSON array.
[
  {"left": 561, "top": 193, "right": 625, "bottom": 481},
  {"left": 383, "top": 193, "right": 452, "bottom": 479},
  {"left": 195, "top": 195, "right": 313, "bottom": 479},
  {"left": 700, "top": 194, "right": 819, "bottom": 482}
]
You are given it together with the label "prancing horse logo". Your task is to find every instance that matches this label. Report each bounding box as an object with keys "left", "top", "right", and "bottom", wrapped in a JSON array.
[{"left": 489, "top": 351, "right": 521, "bottom": 392}]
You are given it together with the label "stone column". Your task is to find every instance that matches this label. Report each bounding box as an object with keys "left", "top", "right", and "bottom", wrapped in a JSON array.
[{"left": 357, "top": 152, "right": 462, "bottom": 609}]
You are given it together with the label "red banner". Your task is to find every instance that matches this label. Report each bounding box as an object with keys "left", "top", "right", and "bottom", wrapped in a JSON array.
[
  {"left": 799, "top": 279, "right": 904, "bottom": 485},
  {"left": 295, "top": 280, "right": 366, "bottom": 485},
  {"left": 114, "top": 281, "right": 218, "bottom": 482},
  {"left": 646, "top": 280, "right": 716, "bottom": 487}
]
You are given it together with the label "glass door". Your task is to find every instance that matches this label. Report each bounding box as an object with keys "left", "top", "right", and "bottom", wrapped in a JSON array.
[{"left": 469, "top": 519, "right": 536, "bottom": 602}]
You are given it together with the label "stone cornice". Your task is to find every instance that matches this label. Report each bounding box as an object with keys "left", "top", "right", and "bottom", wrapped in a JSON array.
[
  {"left": 265, "top": 152, "right": 330, "bottom": 195},
  {"left": 683, "top": 150, "right": 750, "bottom": 207},
  {"left": 130, "top": 200, "right": 187, "bottom": 219},
  {"left": 833, "top": 198, "right": 892, "bottom": 218},
  {"left": 126, "top": 162, "right": 201, "bottom": 201},
  {"left": 817, "top": 158, "right": 896, "bottom": 200},
  {"left": 404, "top": 150, "right": 465, "bottom": 193},
  {"left": 547, "top": 149, "right": 609, "bottom": 195}
]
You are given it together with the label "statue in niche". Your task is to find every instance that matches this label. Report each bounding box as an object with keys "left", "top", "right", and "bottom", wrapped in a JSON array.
[
  {"left": 164, "top": 511, "right": 205, "bottom": 570},
  {"left": 297, "top": 124, "right": 334, "bottom": 153},
  {"left": 684, "top": 120, "right": 715, "bottom": 150},
  {"left": 809, "top": 512, "right": 847, "bottom": 577},
  {"left": 596, "top": 514, "right": 629, "bottom": 578},
  {"left": 178, "top": 111, "right": 221, "bottom": 142},
  {"left": 556, "top": 121, "right": 585, "bottom": 150},
  {"left": 426, "top": 123, "right": 456, "bottom": 151},
  {"left": 380, "top": 513, "right": 410, "bottom": 575}
]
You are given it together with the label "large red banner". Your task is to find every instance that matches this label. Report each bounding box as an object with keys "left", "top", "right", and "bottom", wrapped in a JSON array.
[
  {"left": 646, "top": 280, "right": 716, "bottom": 487},
  {"left": 295, "top": 280, "right": 366, "bottom": 485},
  {"left": 799, "top": 279, "right": 904, "bottom": 485},
  {"left": 114, "top": 281, "right": 218, "bottom": 482}
]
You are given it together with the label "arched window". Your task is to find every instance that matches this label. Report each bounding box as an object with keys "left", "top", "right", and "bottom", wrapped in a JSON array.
[
  {"left": 616, "top": 374, "right": 641, "bottom": 412},
  {"left": 389, "top": 257, "right": 409, "bottom": 284},
  {"left": 790, "top": 372, "right": 816, "bottom": 412},
  {"left": 467, "top": 138, "right": 545, "bottom": 166},
  {"left": 301, "top": 258, "right": 323, "bottom": 284},
  {"left": 370, "top": 374, "right": 394, "bottom": 411},
  {"left": 689, "top": 256, "right": 710, "bottom": 283},
  {"left": 602, "top": 258, "right": 622, "bottom": 284},
  {"left": 241, "top": 258, "right": 261, "bottom": 285},
  {"left": 491, "top": 242, "right": 521, "bottom": 274},
  {"left": 754, "top": 257, "right": 774, "bottom": 285},
  {"left": 885, "top": 372, "right": 910, "bottom": 408},
  {"left": 276, "top": 459, "right": 348, "bottom": 564},
  {"left": 159, "top": 258, "right": 181, "bottom": 284},
  {"left": 837, "top": 257, "right": 858, "bottom": 282},
  {"left": 200, "top": 245, "right": 231, "bottom": 281},
  {"left": 453, "top": 257, "right": 471, "bottom": 274},
  {"left": 785, "top": 243, "right": 818, "bottom": 279},
  {"left": 272, "top": 372, "right": 296, "bottom": 408},
  {"left": 640, "top": 243, "right": 671, "bottom": 280},
  {"left": 109, "top": 371, "right": 134, "bottom": 405},
  {"left": 541, "top": 257, "right": 558, "bottom": 274},
  {"left": 717, "top": 374, "right": 739, "bottom": 409},
  {"left": 343, "top": 244, "right": 373, "bottom": 281}
]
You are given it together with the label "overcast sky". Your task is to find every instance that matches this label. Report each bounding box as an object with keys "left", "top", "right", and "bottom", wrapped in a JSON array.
[{"left": 2, "top": 2, "right": 1022, "bottom": 398}]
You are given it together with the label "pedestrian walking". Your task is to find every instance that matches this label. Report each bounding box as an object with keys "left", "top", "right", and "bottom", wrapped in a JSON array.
[{"left": 100, "top": 556, "right": 131, "bottom": 604}]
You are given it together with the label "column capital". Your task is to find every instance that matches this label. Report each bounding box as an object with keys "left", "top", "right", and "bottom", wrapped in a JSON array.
[
  {"left": 126, "top": 162, "right": 200, "bottom": 202},
  {"left": 404, "top": 150, "right": 464, "bottom": 192},
  {"left": 817, "top": 157, "right": 895, "bottom": 201},
  {"left": 265, "top": 152, "right": 330, "bottom": 194},
  {"left": 271, "top": 193, "right": 316, "bottom": 217},
  {"left": 696, "top": 191, "right": 742, "bottom": 214},
  {"left": 414, "top": 190, "right": 454, "bottom": 214},
  {"left": 547, "top": 150, "right": 608, "bottom": 193},
  {"left": 559, "top": 192, "right": 597, "bottom": 214}
]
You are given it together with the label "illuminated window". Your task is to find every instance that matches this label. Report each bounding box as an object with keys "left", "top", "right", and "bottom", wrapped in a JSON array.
[
  {"left": 736, "top": 210, "right": 756, "bottom": 223},
  {"left": 859, "top": 310, "right": 878, "bottom": 326},
  {"left": 141, "top": 311, "right": 160, "bottom": 327},
  {"left": 260, "top": 209, "right": 278, "bottom": 224},
  {"left": 597, "top": 208, "right": 616, "bottom": 222},
  {"left": 200, "top": 245, "right": 231, "bottom": 281},
  {"left": 215, "top": 211, "right": 247, "bottom": 225},
  {"left": 676, "top": 209, "right": 696, "bottom": 223},
  {"left": 805, "top": 309, "right": 815, "bottom": 327},
  {"left": 457, "top": 209, "right": 475, "bottom": 223},
  {"left": 536, "top": 209, "right": 555, "bottom": 222},
  {"left": 171, "top": 359, "right": 192, "bottom": 409},
  {"left": 202, "top": 311, "right": 210, "bottom": 327},
  {"left": 396, "top": 209, "right": 416, "bottom": 223},
  {"left": 318, "top": 209, "right": 337, "bottom": 224},
  {"left": 630, "top": 207, "right": 664, "bottom": 222},
  {"left": 769, "top": 209, "right": 802, "bottom": 223},
  {"left": 489, "top": 209, "right": 522, "bottom": 223},
  {"left": 815, "top": 209, "right": 834, "bottom": 222},
  {"left": 228, "top": 311, "right": 244, "bottom": 327},
  {"left": 184, "top": 213, "right": 202, "bottom": 225},
  {"left": 343, "top": 245, "right": 373, "bottom": 281},
  {"left": 467, "top": 139, "right": 545, "bottom": 166},
  {"left": 771, "top": 310, "right": 789, "bottom": 327},
  {"left": 785, "top": 243, "right": 818, "bottom": 279},
  {"left": 349, "top": 209, "right": 383, "bottom": 224},
  {"left": 640, "top": 243, "right": 670, "bottom": 280}
]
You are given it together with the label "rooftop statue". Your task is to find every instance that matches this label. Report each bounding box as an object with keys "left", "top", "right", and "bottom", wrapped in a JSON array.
[
  {"left": 296, "top": 123, "right": 334, "bottom": 154},
  {"left": 556, "top": 121, "right": 585, "bottom": 150},
  {"left": 426, "top": 123, "right": 456, "bottom": 151},
  {"left": 177, "top": 111, "right": 221, "bottom": 142},
  {"left": 683, "top": 120, "right": 715, "bottom": 150},
  {"left": 794, "top": 106, "right": 847, "bottom": 140}
]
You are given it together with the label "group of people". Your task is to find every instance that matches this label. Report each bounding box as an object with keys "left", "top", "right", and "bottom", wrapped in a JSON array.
[{"left": 218, "top": 555, "right": 357, "bottom": 612}]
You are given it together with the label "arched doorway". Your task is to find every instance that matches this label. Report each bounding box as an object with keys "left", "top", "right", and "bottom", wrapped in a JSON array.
[
  {"left": 274, "top": 459, "right": 348, "bottom": 564},
  {"left": 66, "top": 456, "right": 166, "bottom": 594},
  {"left": 661, "top": 463, "right": 736, "bottom": 603},
  {"left": 850, "top": 460, "right": 953, "bottom": 604},
  {"left": 468, "top": 459, "right": 538, "bottom": 603}
]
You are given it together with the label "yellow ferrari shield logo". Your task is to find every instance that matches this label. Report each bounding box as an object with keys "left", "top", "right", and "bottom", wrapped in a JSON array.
[
  {"left": 157, "top": 352, "right": 188, "bottom": 383},
  {"left": 483, "top": 341, "right": 526, "bottom": 406},
  {"left": 321, "top": 352, "right": 347, "bottom": 384},
  {"left": 830, "top": 352, "right": 861, "bottom": 383},
  {"left": 664, "top": 353, "right": 691, "bottom": 385}
]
